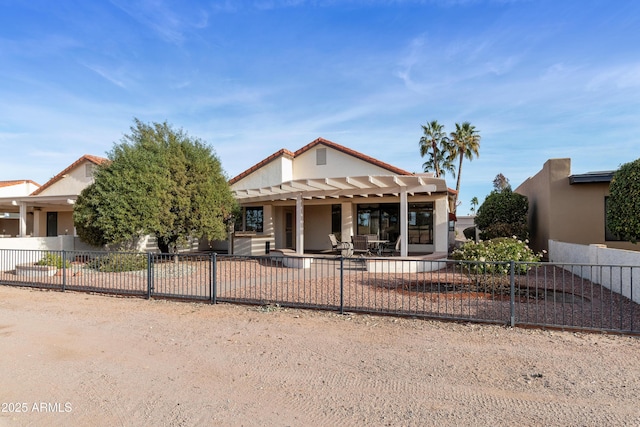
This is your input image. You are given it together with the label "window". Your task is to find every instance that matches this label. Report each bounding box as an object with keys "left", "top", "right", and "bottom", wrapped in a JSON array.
[
  {"left": 244, "top": 207, "right": 263, "bottom": 233},
  {"left": 85, "top": 164, "right": 94, "bottom": 177},
  {"left": 316, "top": 148, "right": 327, "bottom": 165},
  {"left": 331, "top": 204, "right": 341, "bottom": 241},
  {"left": 408, "top": 203, "right": 433, "bottom": 244},
  {"left": 356, "top": 203, "right": 399, "bottom": 241}
]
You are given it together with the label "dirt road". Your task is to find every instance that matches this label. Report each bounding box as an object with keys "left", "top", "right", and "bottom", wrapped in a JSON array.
[{"left": 1, "top": 286, "right": 639, "bottom": 426}]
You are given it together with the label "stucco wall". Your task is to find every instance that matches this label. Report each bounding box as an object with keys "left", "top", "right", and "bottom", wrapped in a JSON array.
[
  {"left": 293, "top": 146, "right": 397, "bottom": 179},
  {"left": 549, "top": 239, "right": 640, "bottom": 304},
  {"left": 37, "top": 160, "right": 95, "bottom": 197},
  {"left": 0, "top": 181, "right": 39, "bottom": 197},
  {"left": 516, "top": 158, "right": 638, "bottom": 255},
  {"left": 231, "top": 157, "right": 293, "bottom": 191},
  {"left": 303, "top": 204, "right": 332, "bottom": 251}
]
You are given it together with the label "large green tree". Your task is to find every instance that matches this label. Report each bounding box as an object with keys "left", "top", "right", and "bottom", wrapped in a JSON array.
[
  {"left": 474, "top": 187, "right": 528, "bottom": 241},
  {"left": 449, "top": 121, "right": 481, "bottom": 212},
  {"left": 606, "top": 158, "right": 640, "bottom": 243},
  {"left": 419, "top": 120, "right": 454, "bottom": 178},
  {"left": 74, "top": 119, "right": 236, "bottom": 252}
]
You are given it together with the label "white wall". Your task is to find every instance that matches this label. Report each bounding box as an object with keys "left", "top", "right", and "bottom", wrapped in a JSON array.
[
  {"left": 231, "top": 156, "right": 293, "bottom": 191},
  {"left": 293, "top": 145, "right": 396, "bottom": 179},
  {"left": 37, "top": 161, "right": 96, "bottom": 197},
  {"left": 0, "top": 181, "right": 39, "bottom": 197},
  {"left": 549, "top": 240, "right": 640, "bottom": 304}
]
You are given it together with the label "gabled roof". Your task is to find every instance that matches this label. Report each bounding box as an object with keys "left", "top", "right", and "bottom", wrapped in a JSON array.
[
  {"left": 30, "top": 154, "right": 109, "bottom": 196},
  {"left": 0, "top": 179, "right": 40, "bottom": 188},
  {"left": 229, "top": 137, "right": 412, "bottom": 185}
]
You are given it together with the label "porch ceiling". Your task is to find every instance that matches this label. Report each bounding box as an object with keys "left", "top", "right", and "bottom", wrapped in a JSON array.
[
  {"left": 233, "top": 175, "right": 447, "bottom": 203},
  {"left": 0, "top": 195, "right": 77, "bottom": 211}
]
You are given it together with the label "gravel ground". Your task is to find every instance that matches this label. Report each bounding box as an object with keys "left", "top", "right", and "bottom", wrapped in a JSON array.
[{"left": 0, "top": 285, "right": 639, "bottom": 426}]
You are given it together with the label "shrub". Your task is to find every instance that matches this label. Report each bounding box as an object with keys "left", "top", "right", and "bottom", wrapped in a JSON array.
[
  {"left": 450, "top": 237, "right": 542, "bottom": 275},
  {"left": 606, "top": 158, "right": 640, "bottom": 243},
  {"left": 463, "top": 226, "right": 476, "bottom": 240},
  {"left": 36, "top": 253, "right": 70, "bottom": 269},
  {"left": 87, "top": 253, "right": 148, "bottom": 272},
  {"left": 475, "top": 189, "right": 529, "bottom": 240}
]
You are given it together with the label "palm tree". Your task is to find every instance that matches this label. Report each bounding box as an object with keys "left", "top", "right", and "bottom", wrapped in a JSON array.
[
  {"left": 470, "top": 196, "right": 479, "bottom": 215},
  {"left": 449, "top": 122, "right": 481, "bottom": 213},
  {"left": 419, "top": 120, "right": 454, "bottom": 178}
]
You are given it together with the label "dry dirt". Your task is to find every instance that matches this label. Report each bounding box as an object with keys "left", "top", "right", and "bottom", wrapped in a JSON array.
[{"left": 1, "top": 285, "right": 639, "bottom": 427}]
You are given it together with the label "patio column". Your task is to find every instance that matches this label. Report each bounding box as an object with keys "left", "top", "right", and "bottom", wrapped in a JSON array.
[
  {"left": 399, "top": 188, "right": 408, "bottom": 257},
  {"left": 341, "top": 201, "right": 353, "bottom": 241},
  {"left": 296, "top": 193, "right": 304, "bottom": 255},
  {"left": 18, "top": 202, "right": 27, "bottom": 237},
  {"left": 33, "top": 209, "right": 41, "bottom": 237}
]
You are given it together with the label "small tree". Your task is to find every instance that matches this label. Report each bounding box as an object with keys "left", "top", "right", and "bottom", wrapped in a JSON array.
[
  {"left": 475, "top": 188, "right": 528, "bottom": 240},
  {"left": 606, "top": 158, "right": 640, "bottom": 243},
  {"left": 74, "top": 119, "right": 237, "bottom": 253},
  {"left": 492, "top": 173, "right": 510, "bottom": 192}
]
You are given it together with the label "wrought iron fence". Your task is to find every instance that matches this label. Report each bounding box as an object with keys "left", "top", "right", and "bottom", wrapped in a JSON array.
[{"left": 0, "top": 249, "right": 638, "bottom": 334}]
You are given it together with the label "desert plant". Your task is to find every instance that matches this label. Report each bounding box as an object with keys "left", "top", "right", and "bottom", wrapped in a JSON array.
[
  {"left": 451, "top": 237, "right": 542, "bottom": 275},
  {"left": 36, "top": 252, "right": 70, "bottom": 269},
  {"left": 87, "top": 253, "right": 148, "bottom": 272}
]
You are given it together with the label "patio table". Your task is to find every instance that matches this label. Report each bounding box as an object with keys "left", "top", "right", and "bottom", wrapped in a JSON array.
[{"left": 367, "top": 239, "right": 389, "bottom": 256}]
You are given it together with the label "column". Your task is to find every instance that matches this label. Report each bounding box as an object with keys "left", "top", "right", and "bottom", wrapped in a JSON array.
[
  {"left": 400, "top": 189, "right": 408, "bottom": 257},
  {"left": 296, "top": 194, "right": 304, "bottom": 255}
]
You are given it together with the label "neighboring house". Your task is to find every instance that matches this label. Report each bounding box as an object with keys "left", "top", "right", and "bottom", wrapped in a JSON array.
[
  {"left": 515, "top": 158, "right": 636, "bottom": 256},
  {"left": 229, "top": 137, "right": 454, "bottom": 257},
  {"left": 0, "top": 180, "right": 41, "bottom": 237},
  {"left": 0, "top": 155, "right": 107, "bottom": 238}
]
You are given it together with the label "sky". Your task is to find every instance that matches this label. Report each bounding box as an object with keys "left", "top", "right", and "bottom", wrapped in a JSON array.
[{"left": 1, "top": 0, "right": 639, "bottom": 214}]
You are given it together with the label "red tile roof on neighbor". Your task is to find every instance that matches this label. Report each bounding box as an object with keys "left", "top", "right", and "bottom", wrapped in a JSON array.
[
  {"left": 0, "top": 179, "right": 41, "bottom": 188},
  {"left": 229, "top": 137, "right": 412, "bottom": 185},
  {"left": 30, "top": 154, "right": 109, "bottom": 196}
]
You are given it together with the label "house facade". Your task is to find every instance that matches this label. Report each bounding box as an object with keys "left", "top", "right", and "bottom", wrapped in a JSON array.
[
  {"left": 0, "top": 155, "right": 107, "bottom": 238},
  {"left": 229, "top": 138, "right": 453, "bottom": 257},
  {"left": 515, "top": 158, "right": 636, "bottom": 255}
]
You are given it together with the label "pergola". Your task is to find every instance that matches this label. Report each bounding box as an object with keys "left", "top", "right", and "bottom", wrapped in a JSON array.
[{"left": 233, "top": 174, "right": 450, "bottom": 257}]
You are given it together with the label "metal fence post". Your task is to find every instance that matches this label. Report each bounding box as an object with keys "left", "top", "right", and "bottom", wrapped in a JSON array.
[
  {"left": 339, "top": 256, "right": 344, "bottom": 315},
  {"left": 509, "top": 260, "right": 516, "bottom": 327},
  {"left": 211, "top": 252, "right": 217, "bottom": 305},
  {"left": 147, "top": 252, "right": 152, "bottom": 299},
  {"left": 62, "top": 250, "right": 67, "bottom": 292}
]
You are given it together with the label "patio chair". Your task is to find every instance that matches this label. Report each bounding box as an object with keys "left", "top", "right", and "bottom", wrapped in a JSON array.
[
  {"left": 352, "top": 235, "right": 371, "bottom": 256},
  {"left": 381, "top": 235, "right": 401, "bottom": 256},
  {"left": 329, "top": 234, "right": 353, "bottom": 257}
]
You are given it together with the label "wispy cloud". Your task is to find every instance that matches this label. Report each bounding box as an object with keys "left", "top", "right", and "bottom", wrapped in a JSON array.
[{"left": 109, "top": 0, "right": 209, "bottom": 44}]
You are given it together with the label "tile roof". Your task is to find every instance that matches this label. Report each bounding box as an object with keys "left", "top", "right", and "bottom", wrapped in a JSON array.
[
  {"left": 30, "top": 154, "right": 109, "bottom": 196},
  {"left": 229, "top": 137, "right": 412, "bottom": 184}
]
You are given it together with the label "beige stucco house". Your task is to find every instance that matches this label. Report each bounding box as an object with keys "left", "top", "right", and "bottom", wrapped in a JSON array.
[
  {"left": 515, "top": 158, "right": 636, "bottom": 256},
  {"left": 229, "top": 138, "right": 454, "bottom": 257},
  {"left": 0, "top": 155, "right": 107, "bottom": 238}
]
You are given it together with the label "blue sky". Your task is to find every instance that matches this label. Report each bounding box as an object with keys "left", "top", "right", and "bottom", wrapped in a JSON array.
[{"left": 1, "top": 0, "right": 639, "bottom": 213}]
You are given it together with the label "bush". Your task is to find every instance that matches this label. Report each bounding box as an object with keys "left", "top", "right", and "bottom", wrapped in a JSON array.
[
  {"left": 607, "top": 158, "right": 640, "bottom": 243},
  {"left": 463, "top": 226, "right": 476, "bottom": 240},
  {"left": 450, "top": 237, "right": 542, "bottom": 275},
  {"left": 475, "top": 189, "right": 529, "bottom": 240},
  {"left": 36, "top": 253, "right": 70, "bottom": 269},
  {"left": 87, "top": 253, "right": 148, "bottom": 272}
]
